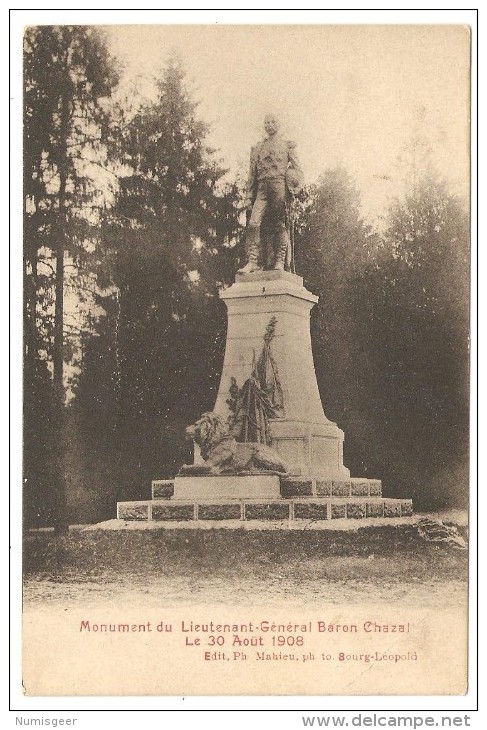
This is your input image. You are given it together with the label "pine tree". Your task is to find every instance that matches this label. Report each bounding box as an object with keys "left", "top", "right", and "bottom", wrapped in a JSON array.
[
  {"left": 23, "top": 26, "right": 119, "bottom": 530},
  {"left": 366, "top": 175, "right": 469, "bottom": 507},
  {"left": 92, "top": 57, "right": 242, "bottom": 497},
  {"left": 295, "top": 169, "right": 378, "bottom": 439}
]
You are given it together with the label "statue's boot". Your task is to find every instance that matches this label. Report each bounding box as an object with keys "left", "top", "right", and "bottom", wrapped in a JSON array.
[
  {"left": 238, "top": 227, "right": 262, "bottom": 274},
  {"left": 272, "top": 228, "right": 290, "bottom": 271},
  {"left": 238, "top": 259, "right": 261, "bottom": 274}
]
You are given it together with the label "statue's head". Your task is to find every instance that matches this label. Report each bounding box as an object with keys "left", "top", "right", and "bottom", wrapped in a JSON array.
[{"left": 264, "top": 114, "right": 280, "bottom": 136}]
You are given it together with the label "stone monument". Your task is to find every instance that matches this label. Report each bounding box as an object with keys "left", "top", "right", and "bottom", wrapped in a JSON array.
[
  {"left": 117, "top": 116, "right": 413, "bottom": 524},
  {"left": 238, "top": 113, "right": 303, "bottom": 274}
]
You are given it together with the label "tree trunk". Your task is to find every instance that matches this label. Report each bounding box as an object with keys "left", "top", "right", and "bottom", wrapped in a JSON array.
[
  {"left": 51, "top": 88, "right": 70, "bottom": 536},
  {"left": 23, "top": 218, "right": 38, "bottom": 387},
  {"left": 52, "top": 212, "right": 68, "bottom": 535},
  {"left": 23, "top": 210, "right": 39, "bottom": 527}
]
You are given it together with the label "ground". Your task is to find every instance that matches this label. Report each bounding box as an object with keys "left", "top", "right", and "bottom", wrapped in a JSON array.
[{"left": 23, "top": 511, "right": 468, "bottom": 610}]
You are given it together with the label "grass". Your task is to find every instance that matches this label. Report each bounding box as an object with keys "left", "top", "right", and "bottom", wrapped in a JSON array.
[{"left": 23, "top": 525, "right": 468, "bottom": 609}]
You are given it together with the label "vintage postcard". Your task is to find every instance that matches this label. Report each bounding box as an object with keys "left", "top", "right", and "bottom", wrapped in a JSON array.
[{"left": 20, "top": 21, "right": 472, "bottom": 699}]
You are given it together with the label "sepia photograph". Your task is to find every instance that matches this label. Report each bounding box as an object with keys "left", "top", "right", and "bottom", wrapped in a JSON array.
[{"left": 19, "top": 18, "right": 472, "bottom": 699}]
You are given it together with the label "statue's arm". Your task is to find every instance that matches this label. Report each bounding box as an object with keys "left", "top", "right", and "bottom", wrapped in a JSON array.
[
  {"left": 286, "top": 140, "right": 304, "bottom": 196},
  {"left": 288, "top": 140, "right": 303, "bottom": 176}
]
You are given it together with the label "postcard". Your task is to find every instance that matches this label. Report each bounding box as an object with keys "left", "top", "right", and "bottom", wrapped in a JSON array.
[{"left": 20, "top": 22, "right": 471, "bottom": 698}]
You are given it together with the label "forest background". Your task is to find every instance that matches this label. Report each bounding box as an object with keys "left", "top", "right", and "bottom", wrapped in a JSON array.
[{"left": 22, "top": 25, "right": 470, "bottom": 532}]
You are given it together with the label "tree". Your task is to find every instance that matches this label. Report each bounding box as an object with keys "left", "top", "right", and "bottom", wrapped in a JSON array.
[
  {"left": 83, "top": 57, "right": 243, "bottom": 501},
  {"left": 23, "top": 26, "right": 119, "bottom": 531},
  {"left": 294, "top": 169, "right": 379, "bottom": 447},
  {"left": 293, "top": 167, "right": 469, "bottom": 509},
  {"left": 362, "top": 175, "right": 469, "bottom": 507}
]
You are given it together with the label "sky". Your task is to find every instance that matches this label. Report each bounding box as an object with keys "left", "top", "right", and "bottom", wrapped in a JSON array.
[{"left": 105, "top": 24, "right": 470, "bottom": 223}]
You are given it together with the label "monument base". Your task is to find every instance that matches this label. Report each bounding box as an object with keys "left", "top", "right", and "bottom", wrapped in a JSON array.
[
  {"left": 173, "top": 474, "right": 281, "bottom": 500},
  {"left": 116, "top": 476, "right": 413, "bottom": 525},
  {"left": 117, "top": 497, "right": 413, "bottom": 523},
  {"left": 114, "top": 270, "right": 414, "bottom": 528},
  {"left": 269, "top": 419, "right": 350, "bottom": 479}
]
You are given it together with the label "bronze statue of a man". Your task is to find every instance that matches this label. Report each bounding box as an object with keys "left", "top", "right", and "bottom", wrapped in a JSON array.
[{"left": 238, "top": 114, "right": 303, "bottom": 274}]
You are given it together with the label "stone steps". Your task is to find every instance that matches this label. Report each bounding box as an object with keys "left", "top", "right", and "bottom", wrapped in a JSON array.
[
  {"left": 281, "top": 477, "right": 382, "bottom": 498},
  {"left": 151, "top": 476, "right": 383, "bottom": 500},
  {"left": 117, "top": 496, "right": 412, "bottom": 522},
  {"left": 118, "top": 476, "right": 411, "bottom": 525}
]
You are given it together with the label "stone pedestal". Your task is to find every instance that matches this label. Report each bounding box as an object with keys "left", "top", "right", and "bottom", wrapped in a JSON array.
[
  {"left": 214, "top": 270, "right": 349, "bottom": 480},
  {"left": 173, "top": 474, "right": 281, "bottom": 500},
  {"left": 115, "top": 271, "right": 414, "bottom": 526},
  {"left": 117, "top": 476, "right": 413, "bottom": 524}
]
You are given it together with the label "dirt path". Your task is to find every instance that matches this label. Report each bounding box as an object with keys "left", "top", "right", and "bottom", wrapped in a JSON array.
[{"left": 23, "top": 519, "right": 468, "bottom": 610}]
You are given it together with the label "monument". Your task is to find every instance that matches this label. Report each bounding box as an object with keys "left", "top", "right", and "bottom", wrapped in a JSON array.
[{"left": 117, "top": 116, "right": 413, "bottom": 524}]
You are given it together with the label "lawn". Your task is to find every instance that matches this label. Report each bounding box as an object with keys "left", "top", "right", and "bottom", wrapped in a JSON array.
[{"left": 23, "top": 522, "right": 468, "bottom": 610}]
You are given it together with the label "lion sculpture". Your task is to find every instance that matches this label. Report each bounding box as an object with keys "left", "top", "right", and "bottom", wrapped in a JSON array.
[{"left": 179, "top": 412, "right": 288, "bottom": 476}]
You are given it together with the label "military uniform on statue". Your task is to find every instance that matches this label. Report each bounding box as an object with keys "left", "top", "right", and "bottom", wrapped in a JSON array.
[{"left": 239, "top": 114, "right": 303, "bottom": 274}]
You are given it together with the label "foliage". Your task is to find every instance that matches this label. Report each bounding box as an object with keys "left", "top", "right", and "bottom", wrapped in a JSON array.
[
  {"left": 294, "top": 169, "right": 469, "bottom": 509},
  {"left": 73, "top": 57, "right": 243, "bottom": 499},
  {"left": 24, "top": 25, "right": 119, "bottom": 265},
  {"left": 295, "top": 169, "right": 379, "bottom": 434},
  {"left": 23, "top": 26, "right": 119, "bottom": 528},
  {"left": 357, "top": 176, "right": 470, "bottom": 507}
]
